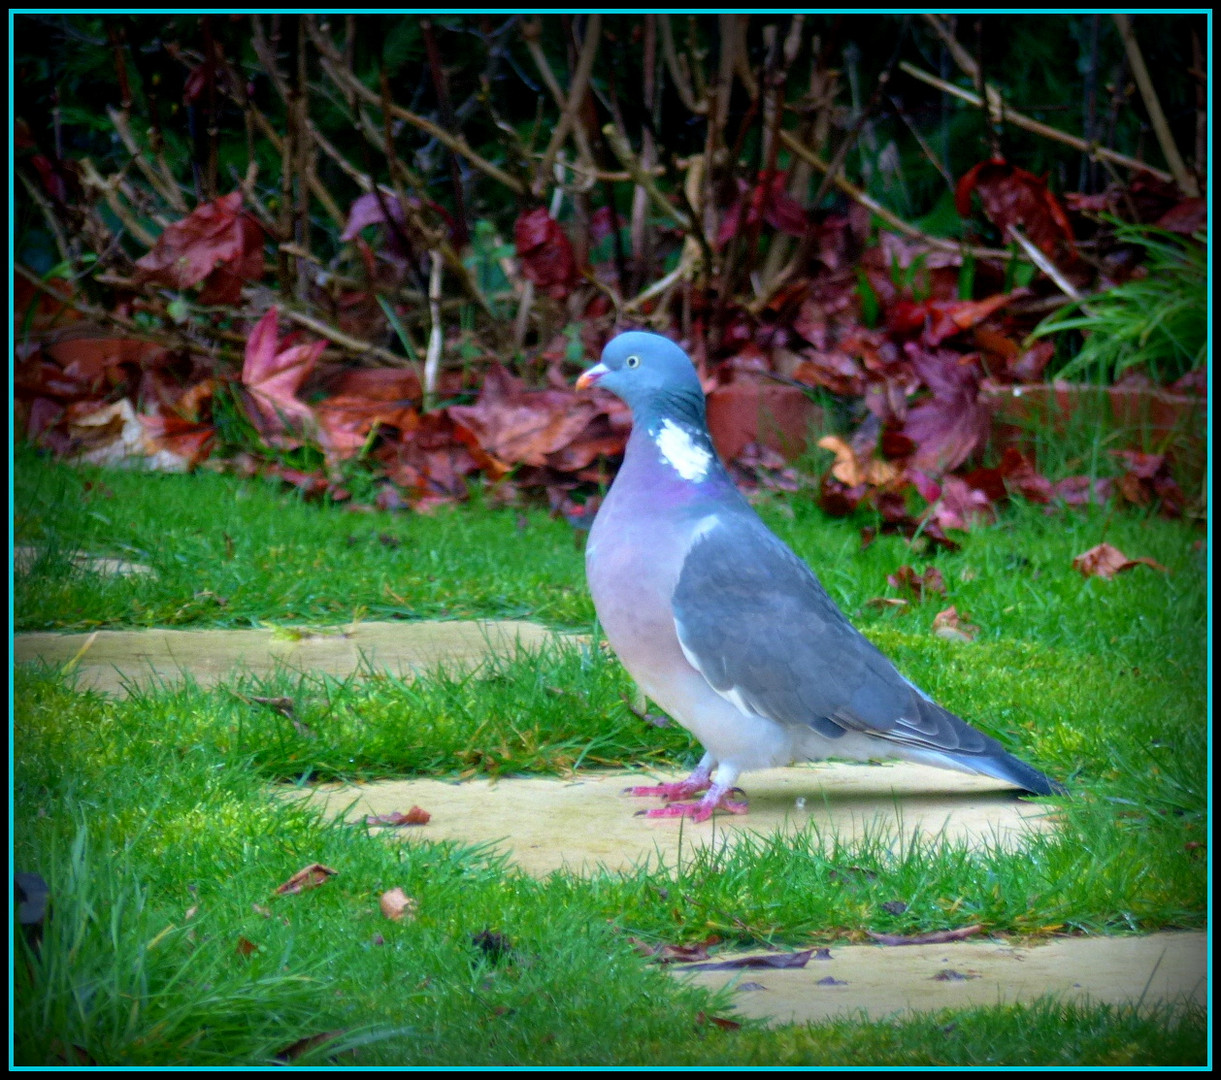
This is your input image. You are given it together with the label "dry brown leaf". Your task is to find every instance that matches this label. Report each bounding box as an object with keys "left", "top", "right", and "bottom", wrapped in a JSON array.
[
  {"left": 379, "top": 887, "right": 419, "bottom": 922},
  {"left": 696, "top": 1011, "right": 743, "bottom": 1030},
  {"left": 931, "top": 605, "right": 980, "bottom": 643},
  {"left": 275, "top": 862, "right": 338, "bottom": 895},
  {"left": 274, "top": 1030, "right": 348, "bottom": 1063},
  {"left": 866, "top": 596, "right": 909, "bottom": 611},
  {"left": 1072, "top": 542, "right": 1171, "bottom": 580},
  {"left": 817, "top": 435, "right": 897, "bottom": 486}
]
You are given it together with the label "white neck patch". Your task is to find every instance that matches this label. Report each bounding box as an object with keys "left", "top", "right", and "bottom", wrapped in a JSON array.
[{"left": 655, "top": 419, "right": 712, "bottom": 482}]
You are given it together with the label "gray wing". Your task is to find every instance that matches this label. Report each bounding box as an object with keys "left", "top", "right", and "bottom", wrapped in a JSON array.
[{"left": 671, "top": 517, "right": 1008, "bottom": 761}]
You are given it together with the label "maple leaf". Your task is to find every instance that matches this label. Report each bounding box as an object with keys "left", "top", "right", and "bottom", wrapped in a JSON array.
[
  {"left": 902, "top": 346, "right": 991, "bottom": 473},
  {"left": 134, "top": 192, "right": 265, "bottom": 297},
  {"left": 313, "top": 369, "right": 421, "bottom": 462},
  {"left": 239, "top": 307, "right": 324, "bottom": 447},
  {"left": 448, "top": 364, "right": 604, "bottom": 468}
]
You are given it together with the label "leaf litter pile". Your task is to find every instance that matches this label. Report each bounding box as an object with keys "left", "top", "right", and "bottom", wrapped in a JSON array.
[{"left": 17, "top": 172, "right": 1199, "bottom": 544}]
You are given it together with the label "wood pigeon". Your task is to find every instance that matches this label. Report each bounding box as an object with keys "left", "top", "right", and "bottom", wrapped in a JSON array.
[{"left": 577, "top": 330, "right": 1065, "bottom": 821}]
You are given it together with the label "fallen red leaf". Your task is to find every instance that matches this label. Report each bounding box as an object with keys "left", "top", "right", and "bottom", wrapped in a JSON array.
[
  {"left": 366, "top": 806, "right": 430, "bottom": 827},
  {"left": 956, "top": 158, "right": 1075, "bottom": 259},
  {"left": 902, "top": 346, "right": 991, "bottom": 473},
  {"left": 1053, "top": 475, "right": 1114, "bottom": 507},
  {"left": 374, "top": 411, "right": 489, "bottom": 505},
  {"left": 931, "top": 605, "right": 979, "bottom": 643},
  {"left": 240, "top": 307, "right": 325, "bottom": 446},
  {"left": 790, "top": 349, "right": 866, "bottom": 397},
  {"left": 717, "top": 170, "right": 809, "bottom": 248},
  {"left": 134, "top": 191, "right": 265, "bottom": 295},
  {"left": 1071, "top": 542, "right": 1170, "bottom": 580},
  {"left": 887, "top": 565, "right": 946, "bottom": 599},
  {"left": 448, "top": 364, "right": 619, "bottom": 469},
  {"left": 139, "top": 411, "right": 216, "bottom": 468},
  {"left": 927, "top": 475, "right": 995, "bottom": 532},
  {"left": 921, "top": 292, "right": 1022, "bottom": 347},
  {"left": 313, "top": 368, "right": 423, "bottom": 462}
]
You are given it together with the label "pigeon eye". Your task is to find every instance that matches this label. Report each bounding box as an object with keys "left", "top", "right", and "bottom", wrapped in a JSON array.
[{"left": 625, "top": 355, "right": 641, "bottom": 368}]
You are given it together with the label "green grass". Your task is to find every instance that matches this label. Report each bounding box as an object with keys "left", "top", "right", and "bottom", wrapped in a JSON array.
[
  {"left": 1031, "top": 222, "right": 1206, "bottom": 386},
  {"left": 12, "top": 448, "right": 1209, "bottom": 1065}
]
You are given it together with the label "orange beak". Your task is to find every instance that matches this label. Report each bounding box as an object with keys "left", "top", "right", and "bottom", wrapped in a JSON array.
[{"left": 576, "top": 363, "right": 607, "bottom": 390}]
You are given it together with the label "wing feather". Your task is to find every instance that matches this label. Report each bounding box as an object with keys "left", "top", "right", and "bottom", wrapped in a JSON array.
[{"left": 671, "top": 519, "right": 1001, "bottom": 758}]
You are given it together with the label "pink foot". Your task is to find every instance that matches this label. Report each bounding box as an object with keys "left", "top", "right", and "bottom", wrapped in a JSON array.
[
  {"left": 626, "top": 765, "right": 712, "bottom": 802},
  {"left": 638, "top": 786, "right": 748, "bottom": 822},
  {"left": 626, "top": 779, "right": 711, "bottom": 800}
]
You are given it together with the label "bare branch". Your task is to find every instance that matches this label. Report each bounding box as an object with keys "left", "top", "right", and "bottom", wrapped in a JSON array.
[
  {"left": 779, "top": 131, "right": 1017, "bottom": 262},
  {"left": 534, "top": 15, "right": 602, "bottom": 197},
  {"left": 308, "top": 17, "right": 526, "bottom": 195},
  {"left": 900, "top": 62, "right": 1174, "bottom": 183},
  {"left": 1112, "top": 14, "right": 1199, "bottom": 195}
]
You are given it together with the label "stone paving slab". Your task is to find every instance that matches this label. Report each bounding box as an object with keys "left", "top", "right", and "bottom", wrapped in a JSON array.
[
  {"left": 677, "top": 931, "right": 1206, "bottom": 1023},
  {"left": 14, "top": 619, "right": 570, "bottom": 696},
  {"left": 286, "top": 763, "right": 1058, "bottom": 876}
]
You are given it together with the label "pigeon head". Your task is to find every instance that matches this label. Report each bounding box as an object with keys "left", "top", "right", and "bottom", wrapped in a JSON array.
[{"left": 578, "top": 331, "right": 706, "bottom": 426}]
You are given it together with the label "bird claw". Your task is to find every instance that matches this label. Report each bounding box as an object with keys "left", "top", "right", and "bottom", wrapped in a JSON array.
[
  {"left": 638, "top": 793, "right": 749, "bottom": 821},
  {"left": 625, "top": 780, "right": 710, "bottom": 800}
]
